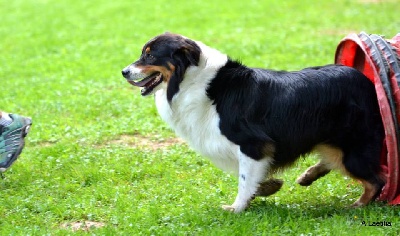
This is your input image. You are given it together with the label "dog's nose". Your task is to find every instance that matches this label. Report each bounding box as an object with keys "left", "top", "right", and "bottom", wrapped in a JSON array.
[{"left": 121, "top": 68, "right": 130, "bottom": 78}]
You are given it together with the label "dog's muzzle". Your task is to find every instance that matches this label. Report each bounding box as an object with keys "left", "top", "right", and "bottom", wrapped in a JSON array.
[{"left": 121, "top": 65, "right": 163, "bottom": 96}]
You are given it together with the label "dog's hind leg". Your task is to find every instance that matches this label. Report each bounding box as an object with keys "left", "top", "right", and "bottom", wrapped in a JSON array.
[
  {"left": 351, "top": 179, "right": 383, "bottom": 207},
  {"left": 341, "top": 147, "right": 384, "bottom": 207},
  {"left": 296, "top": 161, "right": 331, "bottom": 186},
  {"left": 222, "top": 151, "right": 273, "bottom": 213},
  {"left": 297, "top": 144, "right": 346, "bottom": 186}
]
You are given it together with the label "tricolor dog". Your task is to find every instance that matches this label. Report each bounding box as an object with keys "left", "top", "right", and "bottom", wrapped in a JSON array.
[{"left": 122, "top": 33, "right": 384, "bottom": 213}]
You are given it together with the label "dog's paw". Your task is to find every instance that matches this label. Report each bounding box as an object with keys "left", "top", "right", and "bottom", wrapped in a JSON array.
[
  {"left": 296, "top": 173, "right": 313, "bottom": 186},
  {"left": 222, "top": 205, "right": 236, "bottom": 212},
  {"left": 349, "top": 200, "right": 365, "bottom": 208},
  {"left": 221, "top": 203, "right": 248, "bottom": 213},
  {"left": 256, "top": 178, "right": 283, "bottom": 197}
]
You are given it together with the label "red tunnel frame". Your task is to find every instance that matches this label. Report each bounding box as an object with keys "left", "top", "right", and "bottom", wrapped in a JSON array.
[{"left": 335, "top": 32, "right": 400, "bottom": 205}]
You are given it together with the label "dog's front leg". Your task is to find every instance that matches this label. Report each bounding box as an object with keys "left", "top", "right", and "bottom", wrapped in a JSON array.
[{"left": 222, "top": 151, "right": 272, "bottom": 213}]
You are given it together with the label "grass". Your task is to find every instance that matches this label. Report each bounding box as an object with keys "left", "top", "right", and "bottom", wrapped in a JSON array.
[{"left": 1, "top": 0, "right": 399, "bottom": 235}]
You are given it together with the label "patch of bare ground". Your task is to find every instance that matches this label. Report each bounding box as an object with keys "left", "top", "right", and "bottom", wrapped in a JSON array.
[
  {"left": 60, "top": 221, "right": 105, "bottom": 231},
  {"left": 102, "top": 133, "right": 185, "bottom": 150},
  {"left": 35, "top": 140, "right": 56, "bottom": 148}
]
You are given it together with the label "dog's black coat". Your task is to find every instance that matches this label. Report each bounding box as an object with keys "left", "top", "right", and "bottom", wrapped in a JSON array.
[{"left": 207, "top": 59, "right": 384, "bottom": 183}]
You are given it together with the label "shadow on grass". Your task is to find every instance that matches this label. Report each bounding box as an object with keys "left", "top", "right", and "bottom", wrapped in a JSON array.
[{"left": 247, "top": 198, "right": 394, "bottom": 218}]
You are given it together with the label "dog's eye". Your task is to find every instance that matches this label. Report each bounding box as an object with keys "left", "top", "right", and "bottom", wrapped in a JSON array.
[{"left": 145, "top": 53, "right": 155, "bottom": 61}]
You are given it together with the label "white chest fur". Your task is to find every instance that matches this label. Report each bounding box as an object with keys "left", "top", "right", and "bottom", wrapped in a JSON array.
[{"left": 154, "top": 44, "right": 240, "bottom": 175}]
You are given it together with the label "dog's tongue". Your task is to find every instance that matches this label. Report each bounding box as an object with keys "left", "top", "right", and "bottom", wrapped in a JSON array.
[
  {"left": 128, "top": 75, "right": 155, "bottom": 87},
  {"left": 128, "top": 73, "right": 160, "bottom": 87}
]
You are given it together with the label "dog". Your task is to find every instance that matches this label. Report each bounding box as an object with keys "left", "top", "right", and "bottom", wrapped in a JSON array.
[{"left": 122, "top": 33, "right": 385, "bottom": 213}]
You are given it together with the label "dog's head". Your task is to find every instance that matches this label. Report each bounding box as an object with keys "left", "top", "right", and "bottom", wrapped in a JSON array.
[{"left": 122, "top": 33, "right": 201, "bottom": 101}]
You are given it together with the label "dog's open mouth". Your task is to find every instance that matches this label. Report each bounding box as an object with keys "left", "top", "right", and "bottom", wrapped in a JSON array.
[{"left": 128, "top": 72, "right": 163, "bottom": 96}]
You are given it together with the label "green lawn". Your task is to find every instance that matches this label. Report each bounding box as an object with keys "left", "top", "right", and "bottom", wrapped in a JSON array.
[{"left": 1, "top": 0, "right": 399, "bottom": 235}]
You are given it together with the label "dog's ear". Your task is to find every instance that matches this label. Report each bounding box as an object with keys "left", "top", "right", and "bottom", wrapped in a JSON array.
[
  {"left": 171, "top": 38, "right": 200, "bottom": 67},
  {"left": 179, "top": 38, "right": 200, "bottom": 66},
  {"left": 167, "top": 60, "right": 188, "bottom": 102},
  {"left": 162, "top": 33, "right": 200, "bottom": 65},
  {"left": 166, "top": 38, "right": 201, "bottom": 102},
  {"left": 167, "top": 70, "right": 182, "bottom": 102}
]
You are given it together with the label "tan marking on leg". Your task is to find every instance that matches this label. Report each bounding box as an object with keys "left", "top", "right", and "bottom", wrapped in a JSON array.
[
  {"left": 297, "top": 144, "right": 344, "bottom": 186},
  {"left": 296, "top": 161, "right": 331, "bottom": 186},
  {"left": 308, "top": 144, "right": 381, "bottom": 207},
  {"left": 351, "top": 180, "right": 380, "bottom": 207},
  {"left": 314, "top": 144, "right": 349, "bottom": 175},
  {"left": 263, "top": 143, "right": 275, "bottom": 157}
]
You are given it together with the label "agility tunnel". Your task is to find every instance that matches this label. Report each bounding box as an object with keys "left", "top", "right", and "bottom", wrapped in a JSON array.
[{"left": 335, "top": 32, "right": 400, "bottom": 205}]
